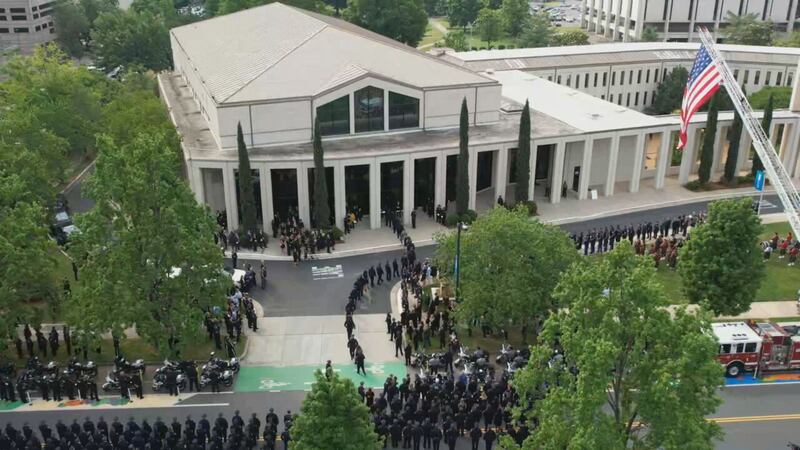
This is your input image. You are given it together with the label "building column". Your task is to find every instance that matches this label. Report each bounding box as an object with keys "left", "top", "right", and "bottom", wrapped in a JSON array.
[
  {"left": 223, "top": 165, "right": 239, "bottom": 231},
  {"left": 664, "top": 0, "right": 673, "bottom": 39},
  {"left": 580, "top": 0, "right": 587, "bottom": 28},
  {"left": 259, "top": 166, "right": 271, "bottom": 231},
  {"left": 494, "top": 148, "right": 509, "bottom": 204},
  {"left": 655, "top": 130, "right": 672, "bottom": 189},
  {"left": 709, "top": 126, "right": 724, "bottom": 178},
  {"left": 603, "top": 0, "right": 614, "bottom": 37},
  {"left": 611, "top": 0, "right": 623, "bottom": 40},
  {"left": 780, "top": 124, "right": 797, "bottom": 168},
  {"left": 578, "top": 137, "right": 594, "bottom": 200},
  {"left": 528, "top": 144, "right": 537, "bottom": 201},
  {"left": 369, "top": 161, "right": 380, "bottom": 229},
  {"left": 593, "top": 0, "right": 602, "bottom": 33},
  {"left": 622, "top": 0, "right": 633, "bottom": 42},
  {"left": 404, "top": 157, "right": 413, "bottom": 225},
  {"left": 736, "top": 132, "right": 752, "bottom": 176},
  {"left": 435, "top": 153, "right": 446, "bottom": 209},
  {"left": 786, "top": 124, "right": 800, "bottom": 177},
  {"left": 551, "top": 141, "right": 566, "bottom": 204},
  {"left": 629, "top": 133, "right": 645, "bottom": 193},
  {"left": 190, "top": 164, "right": 204, "bottom": 204},
  {"left": 678, "top": 127, "right": 698, "bottom": 184},
  {"left": 334, "top": 162, "right": 345, "bottom": 230},
  {"left": 587, "top": 0, "right": 595, "bottom": 31},
  {"left": 605, "top": 134, "right": 620, "bottom": 196},
  {"left": 297, "top": 165, "right": 311, "bottom": 228},
  {"left": 468, "top": 149, "right": 478, "bottom": 211}
]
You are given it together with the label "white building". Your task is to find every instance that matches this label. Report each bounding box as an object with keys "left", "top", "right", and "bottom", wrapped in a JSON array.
[
  {"left": 160, "top": 3, "right": 800, "bottom": 233},
  {"left": 0, "top": 0, "right": 55, "bottom": 53},
  {"left": 580, "top": 0, "right": 800, "bottom": 42}
]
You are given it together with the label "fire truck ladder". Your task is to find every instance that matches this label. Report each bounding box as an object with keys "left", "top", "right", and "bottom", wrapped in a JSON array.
[{"left": 698, "top": 27, "right": 800, "bottom": 239}]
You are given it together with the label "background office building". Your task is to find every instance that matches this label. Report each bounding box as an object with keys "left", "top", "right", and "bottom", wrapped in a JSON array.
[
  {"left": 0, "top": 0, "right": 55, "bottom": 52},
  {"left": 581, "top": 0, "right": 800, "bottom": 42},
  {"left": 161, "top": 3, "right": 800, "bottom": 234}
]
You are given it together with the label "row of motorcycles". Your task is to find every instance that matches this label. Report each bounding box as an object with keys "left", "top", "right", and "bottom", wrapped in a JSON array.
[
  {"left": 410, "top": 344, "right": 531, "bottom": 383},
  {"left": 101, "top": 354, "right": 240, "bottom": 393},
  {"left": 14, "top": 357, "right": 98, "bottom": 393}
]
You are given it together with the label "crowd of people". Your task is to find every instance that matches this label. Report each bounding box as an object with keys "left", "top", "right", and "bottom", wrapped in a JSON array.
[
  {"left": 763, "top": 231, "right": 799, "bottom": 264},
  {"left": 0, "top": 410, "right": 295, "bottom": 450}
]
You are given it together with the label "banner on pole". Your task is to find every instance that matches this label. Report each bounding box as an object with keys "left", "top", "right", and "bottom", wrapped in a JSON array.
[{"left": 754, "top": 170, "right": 765, "bottom": 191}]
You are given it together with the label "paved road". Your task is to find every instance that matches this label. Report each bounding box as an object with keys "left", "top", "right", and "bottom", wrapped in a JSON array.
[{"left": 62, "top": 167, "right": 96, "bottom": 215}]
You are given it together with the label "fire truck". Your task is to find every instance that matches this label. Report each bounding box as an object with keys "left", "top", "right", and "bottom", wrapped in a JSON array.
[{"left": 712, "top": 321, "right": 800, "bottom": 377}]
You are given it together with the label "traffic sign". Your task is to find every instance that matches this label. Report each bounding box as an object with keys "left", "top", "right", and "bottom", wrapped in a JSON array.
[{"left": 754, "top": 170, "right": 765, "bottom": 191}]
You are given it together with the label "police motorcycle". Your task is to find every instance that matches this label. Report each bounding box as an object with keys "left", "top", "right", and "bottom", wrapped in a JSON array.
[
  {"left": 152, "top": 360, "right": 191, "bottom": 392},
  {"left": 458, "top": 347, "right": 491, "bottom": 383},
  {"left": 199, "top": 354, "right": 234, "bottom": 389},
  {"left": 207, "top": 352, "right": 239, "bottom": 373},
  {"left": 66, "top": 357, "right": 97, "bottom": 377},
  {"left": 114, "top": 355, "right": 146, "bottom": 374},
  {"left": 102, "top": 355, "right": 145, "bottom": 392}
]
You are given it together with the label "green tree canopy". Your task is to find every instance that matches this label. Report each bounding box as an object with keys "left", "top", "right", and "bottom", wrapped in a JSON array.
[
  {"left": 290, "top": 370, "right": 381, "bottom": 450},
  {"left": 91, "top": 9, "right": 173, "bottom": 71},
  {"left": 53, "top": 0, "right": 91, "bottom": 57},
  {"left": 345, "top": 0, "right": 428, "bottom": 47},
  {"left": 500, "top": 0, "right": 528, "bottom": 37},
  {"left": 475, "top": 7, "right": 502, "bottom": 46},
  {"left": 236, "top": 123, "right": 258, "bottom": 233},
  {"left": 435, "top": 206, "right": 577, "bottom": 329},
  {"left": 455, "top": 98, "right": 469, "bottom": 216},
  {"left": 640, "top": 26, "right": 659, "bottom": 42},
  {"left": 723, "top": 111, "right": 743, "bottom": 184},
  {"left": 697, "top": 94, "right": 718, "bottom": 185},
  {"left": 724, "top": 12, "right": 773, "bottom": 46},
  {"left": 748, "top": 86, "right": 791, "bottom": 109},
  {"left": 751, "top": 93, "right": 773, "bottom": 176},
  {"left": 551, "top": 29, "right": 589, "bottom": 46},
  {"left": 679, "top": 198, "right": 765, "bottom": 316},
  {"left": 312, "top": 118, "right": 331, "bottom": 229},
  {"left": 516, "top": 12, "right": 553, "bottom": 48},
  {"left": 509, "top": 243, "right": 722, "bottom": 449},
  {"left": 645, "top": 66, "right": 687, "bottom": 115},
  {"left": 68, "top": 132, "right": 227, "bottom": 358},
  {"left": 447, "top": 0, "right": 480, "bottom": 27},
  {"left": 514, "top": 99, "right": 530, "bottom": 204},
  {"left": 101, "top": 77, "right": 181, "bottom": 148},
  {"left": 442, "top": 29, "right": 469, "bottom": 51},
  {"left": 2, "top": 45, "right": 103, "bottom": 160}
]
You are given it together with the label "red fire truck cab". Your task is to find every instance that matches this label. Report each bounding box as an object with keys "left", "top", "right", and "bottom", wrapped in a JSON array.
[{"left": 713, "top": 321, "right": 800, "bottom": 377}]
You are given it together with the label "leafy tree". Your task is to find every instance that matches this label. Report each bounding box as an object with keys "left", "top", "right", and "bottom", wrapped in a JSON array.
[
  {"left": 422, "top": 0, "right": 445, "bottom": 16},
  {"left": 723, "top": 111, "right": 743, "bottom": 184},
  {"left": 217, "top": 0, "right": 247, "bottom": 14},
  {"left": 725, "top": 12, "right": 773, "bottom": 46},
  {"left": 236, "top": 123, "right": 258, "bottom": 233},
  {"left": 68, "top": 132, "right": 227, "bottom": 358},
  {"left": 751, "top": 93, "right": 773, "bottom": 176},
  {"left": 679, "top": 198, "right": 764, "bottom": 316},
  {"left": 508, "top": 243, "right": 722, "bottom": 449},
  {"left": 646, "top": 66, "right": 687, "bottom": 115},
  {"left": 91, "top": 10, "right": 173, "bottom": 71},
  {"left": 2, "top": 44, "right": 103, "bottom": 160},
  {"left": 776, "top": 30, "right": 800, "bottom": 47},
  {"left": 345, "top": 0, "right": 428, "bottom": 47},
  {"left": 53, "top": 1, "right": 90, "bottom": 57},
  {"left": 697, "top": 94, "right": 718, "bottom": 185},
  {"left": 312, "top": 118, "right": 331, "bottom": 229},
  {"left": 748, "top": 86, "right": 791, "bottom": 109},
  {"left": 475, "top": 7, "right": 502, "bottom": 47},
  {"left": 456, "top": 98, "right": 469, "bottom": 216},
  {"left": 640, "top": 26, "right": 659, "bottom": 42},
  {"left": 500, "top": 0, "right": 528, "bottom": 37},
  {"left": 102, "top": 77, "right": 181, "bottom": 149},
  {"left": 80, "top": 0, "right": 119, "bottom": 24},
  {"left": 442, "top": 29, "right": 469, "bottom": 51},
  {"left": 435, "top": 206, "right": 577, "bottom": 330},
  {"left": 447, "top": 0, "right": 480, "bottom": 27},
  {"left": 551, "top": 29, "right": 589, "bottom": 46},
  {"left": 290, "top": 370, "right": 381, "bottom": 450},
  {"left": 516, "top": 12, "right": 552, "bottom": 48},
  {"left": 514, "top": 99, "right": 530, "bottom": 204}
]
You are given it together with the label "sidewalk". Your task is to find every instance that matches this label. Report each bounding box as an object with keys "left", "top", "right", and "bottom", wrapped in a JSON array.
[
  {"left": 678, "top": 301, "right": 800, "bottom": 321},
  {"left": 229, "top": 181, "right": 792, "bottom": 261}
]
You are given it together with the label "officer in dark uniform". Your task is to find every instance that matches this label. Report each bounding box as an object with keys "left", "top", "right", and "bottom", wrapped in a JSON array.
[{"left": 469, "top": 424, "right": 482, "bottom": 450}]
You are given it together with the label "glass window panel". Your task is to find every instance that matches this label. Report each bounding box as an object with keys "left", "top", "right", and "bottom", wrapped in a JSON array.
[
  {"left": 316, "top": 95, "right": 350, "bottom": 136},
  {"left": 354, "top": 86, "right": 384, "bottom": 133},
  {"left": 389, "top": 92, "right": 419, "bottom": 130}
]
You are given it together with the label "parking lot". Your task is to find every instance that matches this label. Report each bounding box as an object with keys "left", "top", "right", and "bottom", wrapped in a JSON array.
[{"left": 532, "top": 0, "right": 583, "bottom": 27}]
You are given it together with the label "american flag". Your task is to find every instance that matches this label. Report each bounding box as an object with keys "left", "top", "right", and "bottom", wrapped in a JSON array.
[{"left": 678, "top": 45, "right": 722, "bottom": 149}]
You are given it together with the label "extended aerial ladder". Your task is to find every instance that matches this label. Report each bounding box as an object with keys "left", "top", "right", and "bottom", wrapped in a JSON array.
[{"left": 697, "top": 27, "right": 800, "bottom": 238}]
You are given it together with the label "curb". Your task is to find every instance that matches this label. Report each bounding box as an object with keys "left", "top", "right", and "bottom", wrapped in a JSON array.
[{"left": 225, "top": 239, "right": 436, "bottom": 261}]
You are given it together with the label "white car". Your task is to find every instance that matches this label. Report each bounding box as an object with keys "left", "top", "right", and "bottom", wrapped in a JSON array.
[{"left": 169, "top": 266, "right": 245, "bottom": 287}]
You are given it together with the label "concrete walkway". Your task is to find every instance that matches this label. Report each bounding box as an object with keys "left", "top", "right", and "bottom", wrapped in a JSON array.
[{"left": 680, "top": 301, "right": 800, "bottom": 321}]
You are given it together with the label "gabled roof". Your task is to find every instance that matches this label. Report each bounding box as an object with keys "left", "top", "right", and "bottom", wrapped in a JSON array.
[{"left": 170, "top": 3, "right": 496, "bottom": 105}]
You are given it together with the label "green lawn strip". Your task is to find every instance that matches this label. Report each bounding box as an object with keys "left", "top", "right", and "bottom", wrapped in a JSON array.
[
  {"left": 235, "top": 362, "right": 407, "bottom": 392},
  {"left": 419, "top": 24, "right": 445, "bottom": 48}
]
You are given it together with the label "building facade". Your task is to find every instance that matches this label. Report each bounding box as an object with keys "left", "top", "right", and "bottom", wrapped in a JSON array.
[
  {"left": 161, "top": 3, "right": 800, "bottom": 234},
  {"left": 580, "top": 0, "right": 800, "bottom": 42},
  {"left": 0, "top": 0, "right": 55, "bottom": 52}
]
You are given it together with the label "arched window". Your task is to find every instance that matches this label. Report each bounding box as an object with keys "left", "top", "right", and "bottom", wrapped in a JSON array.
[{"left": 354, "top": 86, "right": 384, "bottom": 133}]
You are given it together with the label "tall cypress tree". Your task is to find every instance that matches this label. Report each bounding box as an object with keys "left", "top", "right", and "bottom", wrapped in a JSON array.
[
  {"left": 455, "top": 98, "right": 470, "bottom": 216},
  {"left": 236, "top": 122, "right": 257, "bottom": 232},
  {"left": 751, "top": 93, "right": 773, "bottom": 176},
  {"left": 723, "top": 111, "right": 743, "bottom": 184},
  {"left": 698, "top": 95, "right": 718, "bottom": 185},
  {"left": 312, "top": 117, "right": 331, "bottom": 229},
  {"left": 514, "top": 100, "right": 531, "bottom": 204}
]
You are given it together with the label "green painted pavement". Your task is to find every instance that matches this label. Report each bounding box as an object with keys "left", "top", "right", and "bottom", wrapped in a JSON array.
[
  {"left": 0, "top": 401, "right": 22, "bottom": 411},
  {"left": 235, "top": 362, "right": 407, "bottom": 392}
]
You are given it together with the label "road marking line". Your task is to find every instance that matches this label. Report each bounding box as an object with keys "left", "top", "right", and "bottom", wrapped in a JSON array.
[
  {"left": 725, "top": 380, "right": 800, "bottom": 388},
  {"left": 711, "top": 413, "right": 800, "bottom": 424},
  {"left": 173, "top": 403, "right": 230, "bottom": 408}
]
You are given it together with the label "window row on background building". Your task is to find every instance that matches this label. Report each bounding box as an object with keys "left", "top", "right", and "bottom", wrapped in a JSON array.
[{"left": 317, "top": 86, "right": 420, "bottom": 137}]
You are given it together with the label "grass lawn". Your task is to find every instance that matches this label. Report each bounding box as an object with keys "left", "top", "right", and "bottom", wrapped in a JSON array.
[
  {"left": 465, "top": 35, "right": 517, "bottom": 51},
  {"left": 419, "top": 24, "right": 445, "bottom": 48}
]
